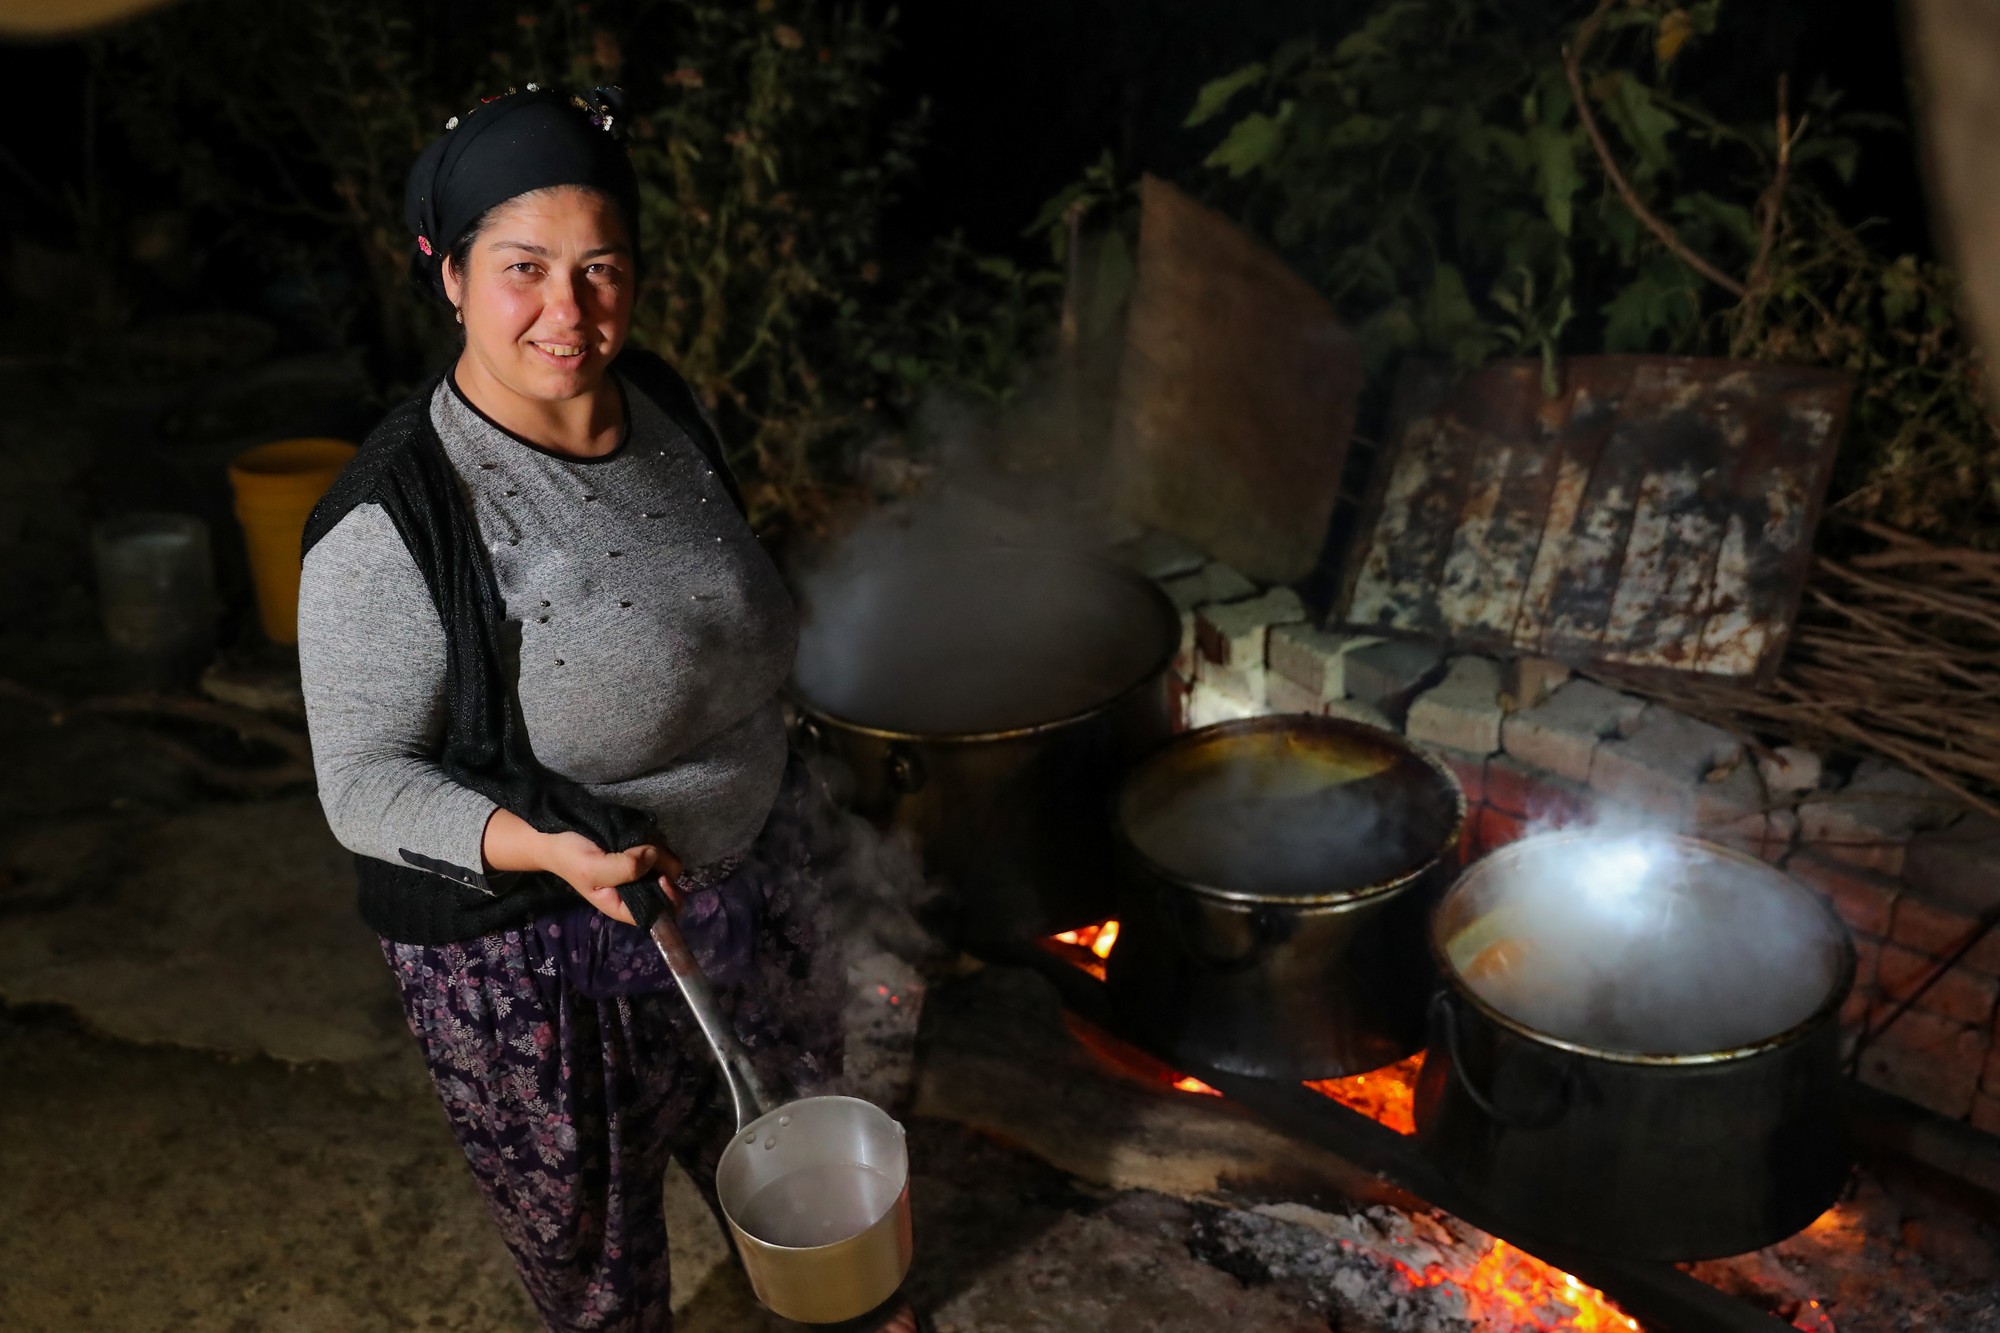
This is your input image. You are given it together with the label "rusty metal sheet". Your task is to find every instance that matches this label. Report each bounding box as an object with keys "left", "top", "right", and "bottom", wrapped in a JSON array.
[{"left": 1335, "top": 357, "right": 1852, "bottom": 681}]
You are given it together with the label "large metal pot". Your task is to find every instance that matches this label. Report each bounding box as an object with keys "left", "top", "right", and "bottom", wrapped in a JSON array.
[
  {"left": 1415, "top": 830, "right": 1855, "bottom": 1261},
  {"left": 790, "top": 547, "right": 1180, "bottom": 946},
  {"left": 1103, "top": 715, "right": 1466, "bottom": 1079}
]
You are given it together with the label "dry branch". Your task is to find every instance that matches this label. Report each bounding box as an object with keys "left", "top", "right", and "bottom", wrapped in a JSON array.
[
  {"left": 1594, "top": 523, "right": 2000, "bottom": 822},
  {"left": 1563, "top": 0, "right": 1750, "bottom": 301}
]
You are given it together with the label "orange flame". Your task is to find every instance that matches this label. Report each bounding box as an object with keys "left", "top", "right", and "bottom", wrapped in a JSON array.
[
  {"left": 1306, "top": 1054, "right": 1424, "bottom": 1136},
  {"left": 1045, "top": 923, "right": 1652, "bottom": 1332},
  {"left": 1048, "top": 919, "right": 1120, "bottom": 980},
  {"left": 1393, "top": 1240, "right": 1640, "bottom": 1331}
]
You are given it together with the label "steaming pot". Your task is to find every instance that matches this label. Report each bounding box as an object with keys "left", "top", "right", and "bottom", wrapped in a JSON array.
[
  {"left": 1415, "top": 830, "right": 1855, "bottom": 1260},
  {"left": 790, "top": 549, "right": 1180, "bottom": 946},
  {"left": 1104, "top": 716, "right": 1466, "bottom": 1079}
]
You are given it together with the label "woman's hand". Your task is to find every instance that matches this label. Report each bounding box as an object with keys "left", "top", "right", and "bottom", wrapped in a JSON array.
[
  {"left": 542, "top": 832, "right": 684, "bottom": 925},
  {"left": 482, "top": 808, "right": 685, "bottom": 925}
]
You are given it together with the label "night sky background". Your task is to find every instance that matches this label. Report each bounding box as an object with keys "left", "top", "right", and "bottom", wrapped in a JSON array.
[{"left": 0, "top": 0, "right": 1936, "bottom": 309}]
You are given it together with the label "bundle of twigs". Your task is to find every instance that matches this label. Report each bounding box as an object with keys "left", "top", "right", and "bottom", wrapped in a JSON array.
[{"left": 1598, "top": 521, "right": 2000, "bottom": 821}]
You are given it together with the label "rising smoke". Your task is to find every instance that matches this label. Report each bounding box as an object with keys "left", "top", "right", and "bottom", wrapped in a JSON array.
[{"left": 789, "top": 370, "right": 1168, "bottom": 736}]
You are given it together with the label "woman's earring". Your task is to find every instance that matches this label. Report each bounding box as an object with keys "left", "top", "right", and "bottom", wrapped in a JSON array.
[{"left": 454, "top": 307, "right": 464, "bottom": 325}]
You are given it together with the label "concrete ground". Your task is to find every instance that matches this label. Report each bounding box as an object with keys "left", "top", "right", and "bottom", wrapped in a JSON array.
[{"left": 0, "top": 677, "right": 1336, "bottom": 1332}]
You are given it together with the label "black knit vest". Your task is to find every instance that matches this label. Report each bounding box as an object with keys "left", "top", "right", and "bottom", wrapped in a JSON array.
[{"left": 301, "top": 348, "right": 745, "bottom": 945}]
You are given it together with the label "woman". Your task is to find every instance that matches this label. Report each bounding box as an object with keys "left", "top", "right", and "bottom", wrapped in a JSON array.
[{"left": 297, "top": 87, "right": 909, "bottom": 1332}]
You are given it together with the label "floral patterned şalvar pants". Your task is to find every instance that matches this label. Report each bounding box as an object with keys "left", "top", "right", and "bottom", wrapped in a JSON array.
[{"left": 381, "top": 760, "right": 843, "bottom": 1333}]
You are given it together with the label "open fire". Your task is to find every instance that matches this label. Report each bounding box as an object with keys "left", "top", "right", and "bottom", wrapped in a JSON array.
[{"left": 1043, "top": 920, "right": 1643, "bottom": 1332}]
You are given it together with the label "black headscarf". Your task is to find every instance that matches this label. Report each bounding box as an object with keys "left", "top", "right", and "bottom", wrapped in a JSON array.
[{"left": 403, "top": 85, "right": 641, "bottom": 299}]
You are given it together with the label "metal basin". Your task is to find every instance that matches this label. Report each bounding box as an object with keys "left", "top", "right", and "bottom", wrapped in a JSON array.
[
  {"left": 1414, "top": 829, "right": 1856, "bottom": 1260},
  {"left": 1104, "top": 715, "right": 1466, "bottom": 1079},
  {"left": 791, "top": 548, "right": 1180, "bottom": 946}
]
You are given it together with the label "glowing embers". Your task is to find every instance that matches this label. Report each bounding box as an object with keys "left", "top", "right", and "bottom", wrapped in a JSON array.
[
  {"left": 1388, "top": 1239, "right": 1641, "bottom": 1332},
  {"left": 1304, "top": 1054, "right": 1423, "bottom": 1136},
  {"left": 1046, "top": 918, "right": 1120, "bottom": 980},
  {"left": 1046, "top": 920, "right": 1645, "bottom": 1333}
]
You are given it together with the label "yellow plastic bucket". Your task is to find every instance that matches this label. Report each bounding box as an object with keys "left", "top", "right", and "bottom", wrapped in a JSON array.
[{"left": 228, "top": 437, "right": 357, "bottom": 643}]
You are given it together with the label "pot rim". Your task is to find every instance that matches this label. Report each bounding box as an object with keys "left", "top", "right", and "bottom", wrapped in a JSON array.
[
  {"left": 786, "top": 551, "right": 1181, "bottom": 745},
  {"left": 1429, "top": 829, "right": 1859, "bottom": 1066},
  {"left": 718, "top": 1094, "right": 911, "bottom": 1254},
  {"left": 1113, "top": 714, "right": 1469, "bottom": 907}
]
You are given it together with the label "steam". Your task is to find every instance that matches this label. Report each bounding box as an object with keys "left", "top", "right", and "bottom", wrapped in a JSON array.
[
  {"left": 798, "top": 746, "right": 951, "bottom": 967},
  {"left": 789, "top": 378, "right": 1166, "bottom": 736},
  {"left": 1445, "top": 826, "right": 1847, "bottom": 1056}
]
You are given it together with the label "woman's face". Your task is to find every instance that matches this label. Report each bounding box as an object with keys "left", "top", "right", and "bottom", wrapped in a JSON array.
[{"left": 442, "top": 186, "right": 634, "bottom": 403}]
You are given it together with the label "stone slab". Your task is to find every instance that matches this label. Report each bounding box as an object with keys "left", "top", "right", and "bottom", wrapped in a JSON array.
[
  {"left": 1263, "top": 673, "right": 1325, "bottom": 717},
  {"left": 1321, "top": 696, "right": 1395, "bottom": 732},
  {"left": 1159, "top": 561, "right": 1255, "bottom": 614},
  {"left": 1403, "top": 655, "right": 1505, "bottom": 756},
  {"left": 1799, "top": 760, "right": 1964, "bottom": 876},
  {"left": 1499, "top": 680, "right": 1649, "bottom": 785},
  {"left": 1587, "top": 707, "right": 1742, "bottom": 822},
  {"left": 1758, "top": 745, "right": 1823, "bottom": 796},
  {"left": 1267, "top": 623, "right": 1380, "bottom": 701},
  {"left": 1501, "top": 656, "right": 1571, "bottom": 711},
  {"left": 1185, "top": 680, "right": 1262, "bottom": 730},
  {"left": 1342, "top": 639, "right": 1444, "bottom": 721},
  {"left": 1196, "top": 587, "right": 1307, "bottom": 670}
]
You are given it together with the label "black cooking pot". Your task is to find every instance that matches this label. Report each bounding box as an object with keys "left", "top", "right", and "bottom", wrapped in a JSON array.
[
  {"left": 1414, "top": 830, "right": 1855, "bottom": 1260},
  {"left": 789, "top": 547, "right": 1180, "bottom": 946},
  {"left": 1103, "top": 716, "right": 1466, "bottom": 1080}
]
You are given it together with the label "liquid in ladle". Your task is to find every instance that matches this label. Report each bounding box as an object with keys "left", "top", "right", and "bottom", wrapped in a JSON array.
[{"left": 735, "top": 1161, "right": 900, "bottom": 1249}]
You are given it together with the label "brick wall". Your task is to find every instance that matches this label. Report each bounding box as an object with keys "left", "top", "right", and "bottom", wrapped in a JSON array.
[{"left": 1125, "top": 539, "right": 2000, "bottom": 1135}]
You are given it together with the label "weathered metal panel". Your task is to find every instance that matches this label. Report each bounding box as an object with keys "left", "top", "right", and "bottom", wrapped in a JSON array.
[
  {"left": 1336, "top": 357, "right": 1852, "bottom": 682},
  {"left": 1109, "top": 175, "right": 1363, "bottom": 584}
]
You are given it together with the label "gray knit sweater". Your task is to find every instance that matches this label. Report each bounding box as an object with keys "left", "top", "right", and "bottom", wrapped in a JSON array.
[{"left": 298, "top": 373, "right": 798, "bottom": 882}]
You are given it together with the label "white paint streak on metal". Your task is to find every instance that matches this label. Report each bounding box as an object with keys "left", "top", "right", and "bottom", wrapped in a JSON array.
[
  {"left": 1348, "top": 419, "right": 1445, "bottom": 623},
  {"left": 1514, "top": 453, "right": 1591, "bottom": 647},
  {"left": 1435, "top": 443, "right": 1515, "bottom": 634},
  {"left": 1696, "top": 513, "right": 1763, "bottom": 675},
  {"left": 1603, "top": 466, "right": 1697, "bottom": 660},
  {"left": 1545, "top": 480, "right": 1631, "bottom": 647}
]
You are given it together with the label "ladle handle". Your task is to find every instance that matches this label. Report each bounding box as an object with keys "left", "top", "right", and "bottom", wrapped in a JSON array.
[{"left": 640, "top": 889, "right": 775, "bottom": 1132}]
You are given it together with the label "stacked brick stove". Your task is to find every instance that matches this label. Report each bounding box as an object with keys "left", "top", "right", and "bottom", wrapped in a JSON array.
[{"left": 1119, "top": 531, "right": 2000, "bottom": 1140}]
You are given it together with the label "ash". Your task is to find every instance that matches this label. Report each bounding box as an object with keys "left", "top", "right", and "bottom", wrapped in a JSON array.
[
  {"left": 1691, "top": 1170, "right": 2000, "bottom": 1333},
  {"left": 1188, "top": 1201, "right": 1484, "bottom": 1332}
]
